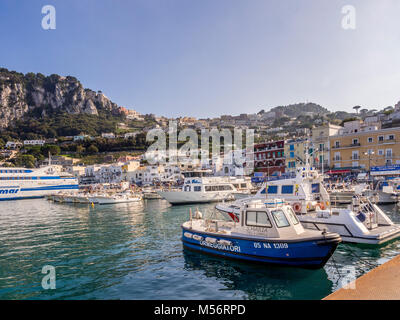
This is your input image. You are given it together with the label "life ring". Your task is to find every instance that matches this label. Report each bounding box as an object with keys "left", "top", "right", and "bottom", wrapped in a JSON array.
[
  {"left": 317, "top": 202, "right": 326, "bottom": 210},
  {"left": 292, "top": 202, "right": 302, "bottom": 213}
]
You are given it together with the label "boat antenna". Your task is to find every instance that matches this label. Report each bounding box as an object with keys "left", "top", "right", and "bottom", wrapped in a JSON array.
[{"left": 48, "top": 151, "right": 52, "bottom": 166}]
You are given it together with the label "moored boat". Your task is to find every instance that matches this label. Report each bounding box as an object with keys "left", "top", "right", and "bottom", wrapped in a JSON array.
[
  {"left": 182, "top": 199, "right": 341, "bottom": 269},
  {"left": 216, "top": 166, "right": 400, "bottom": 245},
  {"left": 158, "top": 170, "right": 237, "bottom": 205}
]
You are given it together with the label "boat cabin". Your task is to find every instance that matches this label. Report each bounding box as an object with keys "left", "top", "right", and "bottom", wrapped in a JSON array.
[{"left": 236, "top": 199, "right": 306, "bottom": 238}]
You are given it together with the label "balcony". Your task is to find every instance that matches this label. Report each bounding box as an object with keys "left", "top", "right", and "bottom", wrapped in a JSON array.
[
  {"left": 383, "top": 138, "right": 396, "bottom": 145},
  {"left": 332, "top": 143, "right": 361, "bottom": 150}
]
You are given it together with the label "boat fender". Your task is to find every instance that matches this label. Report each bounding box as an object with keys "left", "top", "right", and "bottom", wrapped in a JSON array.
[
  {"left": 184, "top": 232, "right": 193, "bottom": 239},
  {"left": 192, "top": 235, "right": 203, "bottom": 241},
  {"left": 218, "top": 239, "right": 232, "bottom": 246},
  {"left": 292, "top": 202, "right": 302, "bottom": 214},
  {"left": 317, "top": 202, "right": 326, "bottom": 210},
  {"left": 205, "top": 237, "right": 217, "bottom": 244}
]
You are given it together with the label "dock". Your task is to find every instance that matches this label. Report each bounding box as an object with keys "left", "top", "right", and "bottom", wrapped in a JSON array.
[{"left": 324, "top": 255, "right": 400, "bottom": 300}]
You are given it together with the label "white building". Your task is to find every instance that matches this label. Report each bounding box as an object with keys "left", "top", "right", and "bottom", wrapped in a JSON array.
[
  {"left": 101, "top": 133, "right": 115, "bottom": 139},
  {"left": 5, "top": 141, "right": 22, "bottom": 149},
  {"left": 124, "top": 132, "right": 138, "bottom": 139},
  {"left": 23, "top": 140, "right": 45, "bottom": 146}
]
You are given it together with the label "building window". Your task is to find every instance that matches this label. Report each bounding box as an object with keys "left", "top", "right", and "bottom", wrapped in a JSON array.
[
  {"left": 289, "top": 145, "right": 294, "bottom": 151},
  {"left": 378, "top": 136, "right": 384, "bottom": 142},
  {"left": 290, "top": 152, "right": 294, "bottom": 158},
  {"left": 368, "top": 137, "right": 373, "bottom": 143},
  {"left": 335, "top": 141, "right": 340, "bottom": 148},
  {"left": 352, "top": 138, "right": 359, "bottom": 145},
  {"left": 378, "top": 149, "right": 384, "bottom": 156},
  {"left": 388, "top": 135, "right": 395, "bottom": 140}
]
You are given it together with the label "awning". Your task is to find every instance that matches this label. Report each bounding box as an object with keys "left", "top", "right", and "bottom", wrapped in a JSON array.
[{"left": 326, "top": 169, "right": 351, "bottom": 174}]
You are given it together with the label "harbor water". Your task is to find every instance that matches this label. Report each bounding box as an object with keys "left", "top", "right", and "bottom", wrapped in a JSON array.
[{"left": 1, "top": 199, "right": 400, "bottom": 300}]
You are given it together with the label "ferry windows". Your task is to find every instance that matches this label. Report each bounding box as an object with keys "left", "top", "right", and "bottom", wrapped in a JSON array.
[
  {"left": 286, "top": 207, "right": 300, "bottom": 225},
  {"left": 193, "top": 186, "right": 201, "bottom": 192},
  {"left": 281, "top": 185, "right": 293, "bottom": 194},
  {"left": 271, "top": 210, "right": 290, "bottom": 228},
  {"left": 267, "top": 186, "right": 278, "bottom": 194},
  {"left": 240, "top": 183, "right": 247, "bottom": 188},
  {"left": 246, "top": 211, "right": 272, "bottom": 228}
]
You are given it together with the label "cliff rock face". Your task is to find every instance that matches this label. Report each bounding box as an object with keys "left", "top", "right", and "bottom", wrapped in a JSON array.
[{"left": 0, "top": 68, "right": 123, "bottom": 129}]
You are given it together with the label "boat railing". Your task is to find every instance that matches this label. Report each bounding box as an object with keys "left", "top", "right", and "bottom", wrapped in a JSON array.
[{"left": 350, "top": 194, "right": 378, "bottom": 229}]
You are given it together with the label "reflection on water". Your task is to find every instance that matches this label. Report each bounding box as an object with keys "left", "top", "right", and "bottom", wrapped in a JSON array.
[{"left": 0, "top": 199, "right": 399, "bottom": 299}]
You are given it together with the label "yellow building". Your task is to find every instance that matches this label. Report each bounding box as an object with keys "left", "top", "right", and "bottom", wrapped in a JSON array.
[
  {"left": 284, "top": 139, "right": 308, "bottom": 172},
  {"left": 329, "top": 126, "right": 400, "bottom": 171}
]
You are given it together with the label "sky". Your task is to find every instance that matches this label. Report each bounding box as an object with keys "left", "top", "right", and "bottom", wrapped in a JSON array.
[{"left": 0, "top": 0, "right": 400, "bottom": 118}]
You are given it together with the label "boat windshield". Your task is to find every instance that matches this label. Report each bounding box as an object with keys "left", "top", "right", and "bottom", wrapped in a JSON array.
[
  {"left": 286, "top": 207, "right": 300, "bottom": 225},
  {"left": 271, "top": 210, "right": 290, "bottom": 228}
]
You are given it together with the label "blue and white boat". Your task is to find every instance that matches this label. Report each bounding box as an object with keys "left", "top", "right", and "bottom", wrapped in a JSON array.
[
  {"left": 181, "top": 199, "right": 341, "bottom": 269},
  {"left": 0, "top": 166, "right": 79, "bottom": 201}
]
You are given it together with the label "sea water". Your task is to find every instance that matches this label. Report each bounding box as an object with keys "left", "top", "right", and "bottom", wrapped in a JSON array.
[{"left": 0, "top": 199, "right": 399, "bottom": 300}]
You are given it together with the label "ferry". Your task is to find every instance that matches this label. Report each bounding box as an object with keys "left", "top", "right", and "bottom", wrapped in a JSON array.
[
  {"left": 182, "top": 199, "right": 341, "bottom": 268},
  {"left": 0, "top": 166, "right": 79, "bottom": 201},
  {"left": 216, "top": 166, "right": 400, "bottom": 245},
  {"left": 158, "top": 170, "right": 238, "bottom": 205}
]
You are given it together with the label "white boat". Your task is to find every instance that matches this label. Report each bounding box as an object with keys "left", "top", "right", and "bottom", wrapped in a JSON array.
[
  {"left": 157, "top": 171, "right": 237, "bottom": 205},
  {"left": 362, "top": 180, "right": 400, "bottom": 205},
  {"left": 216, "top": 166, "right": 400, "bottom": 245},
  {"left": 0, "top": 166, "right": 79, "bottom": 201},
  {"left": 142, "top": 187, "right": 163, "bottom": 199},
  {"left": 227, "top": 176, "right": 256, "bottom": 198},
  {"left": 96, "top": 193, "right": 142, "bottom": 205}
]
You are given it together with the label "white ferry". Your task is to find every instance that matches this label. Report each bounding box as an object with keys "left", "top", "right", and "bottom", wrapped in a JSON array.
[
  {"left": 158, "top": 170, "right": 237, "bottom": 205},
  {"left": 0, "top": 166, "right": 79, "bottom": 201}
]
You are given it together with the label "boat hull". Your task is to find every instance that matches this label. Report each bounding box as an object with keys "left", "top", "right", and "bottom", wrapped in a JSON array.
[
  {"left": 158, "top": 191, "right": 233, "bottom": 205},
  {"left": 181, "top": 227, "right": 340, "bottom": 269}
]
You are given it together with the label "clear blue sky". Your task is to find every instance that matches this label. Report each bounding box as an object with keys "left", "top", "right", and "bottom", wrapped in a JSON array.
[{"left": 0, "top": 0, "right": 399, "bottom": 117}]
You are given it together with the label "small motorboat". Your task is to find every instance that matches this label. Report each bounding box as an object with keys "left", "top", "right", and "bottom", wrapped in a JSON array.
[
  {"left": 182, "top": 199, "right": 341, "bottom": 269},
  {"left": 96, "top": 193, "right": 142, "bottom": 205}
]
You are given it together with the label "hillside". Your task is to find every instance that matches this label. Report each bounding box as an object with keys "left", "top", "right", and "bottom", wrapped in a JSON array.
[
  {"left": 270, "top": 102, "right": 330, "bottom": 117},
  {"left": 0, "top": 68, "right": 125, "bottom": 130}
]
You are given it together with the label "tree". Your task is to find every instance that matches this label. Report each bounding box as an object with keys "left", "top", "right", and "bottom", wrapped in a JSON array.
[
  {"left": 42, "top": 145, "right": 61, "bottom": 156},
  {"left": 76, "top": 145, "right": 86, "bottom": 155},
  {"left": 87, "top": 144, "right": 99, "bottom": 154},
  {"left": 353, "top": 106, "right": 361, "bottom": 114},
  {"left": 14, "top": 155, "right": 36, "bottom": 168}
]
